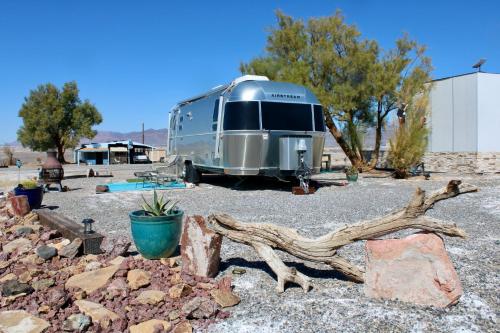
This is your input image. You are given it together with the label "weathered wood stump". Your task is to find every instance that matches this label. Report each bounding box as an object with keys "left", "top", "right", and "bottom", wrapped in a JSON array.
[{"left": 208, "top": 180, "right": 477, "bottom": 293}]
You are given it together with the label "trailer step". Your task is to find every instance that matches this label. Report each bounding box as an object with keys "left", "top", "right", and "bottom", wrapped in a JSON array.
[{"left": 292, "top": 186, "right": 316, "bottom": 195}]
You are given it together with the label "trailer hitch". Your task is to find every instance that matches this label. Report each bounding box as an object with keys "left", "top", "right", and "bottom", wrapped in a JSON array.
[{"left": 295, "top": 148, "right": 312, "bottom": 194}]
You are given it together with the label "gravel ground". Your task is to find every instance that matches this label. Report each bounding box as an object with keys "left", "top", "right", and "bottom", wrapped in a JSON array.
[{"left": 1, "top": 165, "right": 499, "bottom": 332}]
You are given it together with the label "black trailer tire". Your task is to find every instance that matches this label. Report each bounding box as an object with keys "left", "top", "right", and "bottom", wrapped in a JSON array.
[{"left": 184, "top": 161, "right": 201, "bottom": 184}]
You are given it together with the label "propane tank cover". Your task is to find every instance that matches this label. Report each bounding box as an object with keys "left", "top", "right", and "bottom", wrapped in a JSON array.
[{"left": 296, "top": 139, "right": 307, "bottom": 152}]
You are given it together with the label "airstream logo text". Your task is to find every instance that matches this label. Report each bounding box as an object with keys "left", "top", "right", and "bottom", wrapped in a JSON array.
[{"left": 271, "top": 93, "right": 301, "bottom": 99}]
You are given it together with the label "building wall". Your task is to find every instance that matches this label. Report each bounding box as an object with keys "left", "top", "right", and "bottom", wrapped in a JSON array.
[
  {"left": 428, "top": 73, "right": 478, "bottom": 152},
  {"left": 452, "top": 74, "right": 478, "bottom": 151},
  {"left": 148, "top": 149, "right": 166, "bottom": 162},
  {"left": 429, "top": 78, "right": 454, "bottom": 151},
  {"left": 477, "top": 73, "right": 500, "bottom": 152},
  {"left": 425, "top": 73, "right": 499, "bottom": 173}
]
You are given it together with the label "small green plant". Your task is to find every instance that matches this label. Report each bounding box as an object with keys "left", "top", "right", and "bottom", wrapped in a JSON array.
[
  {"left": 141, "top": 190, "right": 178, "bottom": 217},
  {"left": 345, "top": 165, "right": 359, "bottom": 176},
  {"left": 19, "top": 179, "right": 39, "bottom": 189}
]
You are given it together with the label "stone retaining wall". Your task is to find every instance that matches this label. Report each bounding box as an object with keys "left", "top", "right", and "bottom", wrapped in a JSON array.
[
  {"left": 423, "top": 152, "right": 500, "bottom": 174},
  {"left": 323, "top": 148, "right": 499, "bottom": 174}
]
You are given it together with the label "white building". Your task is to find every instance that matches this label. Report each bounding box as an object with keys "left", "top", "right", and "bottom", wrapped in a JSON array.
[{"left": 425, "top": 72, "right": 500, "bottom": 173}]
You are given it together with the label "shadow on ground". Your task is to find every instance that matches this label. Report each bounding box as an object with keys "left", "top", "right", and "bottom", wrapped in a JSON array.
[
  {"left": 199, "top": 174, "right": 348, "bottom": 192},
  {"left": 220, "top": 257, "right": 354, "bottom": 290}
]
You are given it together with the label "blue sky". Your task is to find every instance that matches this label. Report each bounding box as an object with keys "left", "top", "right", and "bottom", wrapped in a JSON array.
[{"left": 1, "top": 0, "right": 499, "bottom": 143}]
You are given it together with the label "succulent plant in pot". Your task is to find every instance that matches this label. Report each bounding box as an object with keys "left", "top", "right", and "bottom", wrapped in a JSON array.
[
  {"left": 129, "top": 190, "right": 183, "bottom": 259},
  {"left": 14, "top": 179, "right": 44, "bottom": 209},
  {"left": 345, "top": 165, "right": 359, "bottom": 182}
]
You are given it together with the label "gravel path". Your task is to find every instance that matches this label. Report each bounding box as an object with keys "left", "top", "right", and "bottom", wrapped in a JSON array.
[{"left": 2, "top": 165, "right": 498, "bottom": 332}]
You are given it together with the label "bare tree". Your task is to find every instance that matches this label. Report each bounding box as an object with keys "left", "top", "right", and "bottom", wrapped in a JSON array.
[{"left": 2, "top": 146, "right": 15, "bottom": 166}]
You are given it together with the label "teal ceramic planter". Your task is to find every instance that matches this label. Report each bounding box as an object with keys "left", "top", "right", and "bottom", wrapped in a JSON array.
[
  {"left": 129, "top": 209, "right": 184, "bottom": 259},
  {"left": 346, "top": 173, "right": 359, "bottom": 182}
]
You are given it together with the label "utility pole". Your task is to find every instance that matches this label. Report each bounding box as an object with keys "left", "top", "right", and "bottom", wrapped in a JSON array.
[{"left": 142, "top": 122, "right": 145, "bottom": 144}]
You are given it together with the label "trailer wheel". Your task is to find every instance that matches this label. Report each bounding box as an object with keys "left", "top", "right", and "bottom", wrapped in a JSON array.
[{"left": 183, "top": 161, "right": 201, "bottom": 184}]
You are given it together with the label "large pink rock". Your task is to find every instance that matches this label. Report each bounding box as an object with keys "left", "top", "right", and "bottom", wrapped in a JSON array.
[
  {"left": 7, "top": 195, "right": 31, "bottom": 217},
  {"left": 364, "top": 232, "right": 462, "bottom": 308},
  {"left": 181, "top": 215, "right": 222, "bottom": 278}
]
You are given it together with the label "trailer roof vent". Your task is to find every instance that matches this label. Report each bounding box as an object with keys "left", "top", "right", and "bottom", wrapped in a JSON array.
[{"left": 231, "top": 75, "right": 269, "bottom": 86}]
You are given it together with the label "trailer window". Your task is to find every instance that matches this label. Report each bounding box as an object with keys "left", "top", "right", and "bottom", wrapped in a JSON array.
[
  {"left": 261, "top": 102, "right": 313, "bottom": 131},
  {"left": 212, "top": 99, "right": 219, "bottom": 131},
  {"left": 313, "top": 105, "right": 326, "bottom": 131},
  {"left": 213, "top": 99, "right": 219, "bottom": 122},
  {"left": 223, "top": 101, "right": 260, "bottom": 130}
]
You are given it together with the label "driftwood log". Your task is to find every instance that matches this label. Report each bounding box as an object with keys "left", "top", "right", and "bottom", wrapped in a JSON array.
[{"left": 208, "top": 180, "right": 477, "bottom": 293}]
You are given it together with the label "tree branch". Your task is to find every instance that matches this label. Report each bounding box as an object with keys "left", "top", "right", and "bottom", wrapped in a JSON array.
[{"left": 207, "top": 180, "right": 477, "bottom": 292}]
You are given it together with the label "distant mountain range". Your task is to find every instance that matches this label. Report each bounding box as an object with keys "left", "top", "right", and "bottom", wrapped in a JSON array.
[
  {"left": 6, "top": 125, "right": 395, "bottom": 149},
  {"left": 81, "top": 128, "right": 168, "bottom": 147},
  {"left": 3, "top": 128, "right": 169, "bottom": 148}
]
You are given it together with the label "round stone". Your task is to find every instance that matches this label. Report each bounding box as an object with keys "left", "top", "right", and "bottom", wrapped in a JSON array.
[
  {"left": 36, "top": 245, "right": 58, "bottom": 260},
  {"left": 62, "top": 313, "right": 91, "bottom": 332},
  {"left": 1, "top": 280, "right": 34, "bottom": 296},
  {"left": 15, "top": 226, "right": 34, "bottom": 236}
]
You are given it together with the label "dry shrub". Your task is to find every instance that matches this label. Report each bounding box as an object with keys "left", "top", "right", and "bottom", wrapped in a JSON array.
[
  {"left": 1, "top": 146, "right": 15, "bottom": 166},
  {"left": 387, "top": 96, "right": 429, "bottom": 178}
]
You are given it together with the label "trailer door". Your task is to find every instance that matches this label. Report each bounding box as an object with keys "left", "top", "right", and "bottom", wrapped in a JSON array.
[
  {"left": 168, "top": 109, "right": 179, "bottom": 155},
  {"left": 213, "top": 97, "right": 223, "bottom": 160}
]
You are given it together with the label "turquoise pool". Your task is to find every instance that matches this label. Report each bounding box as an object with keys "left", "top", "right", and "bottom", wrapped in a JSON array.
[{"left": 106, "top": 181, "right": 186, "bottom": 192}]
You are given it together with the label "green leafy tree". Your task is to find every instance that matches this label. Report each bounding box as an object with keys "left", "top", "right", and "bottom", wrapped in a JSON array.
[
  {"left": 387, "top": 95, "right": 429, "bottom": 178},
  {"left": 241, "top": 10, "right": 378, "bottom": 169},
  {"left": 241, "top": 10, "right": 432, "bottom": 170},
  {"left": 17, "top": 82, "right": 102, "bottom": 163},
  {"left": 368, "top": 35, "right": 432, "bottom": 167}
]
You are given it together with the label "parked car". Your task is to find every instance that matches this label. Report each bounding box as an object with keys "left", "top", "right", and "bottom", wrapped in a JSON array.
[{"left": 133, "top": 155, "right": 152, "bottom": 164}]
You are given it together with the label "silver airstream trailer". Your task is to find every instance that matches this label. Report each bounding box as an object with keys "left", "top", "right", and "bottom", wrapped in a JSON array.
[{"left": 167, "top": 75, "right": 326, "bottom": 186}]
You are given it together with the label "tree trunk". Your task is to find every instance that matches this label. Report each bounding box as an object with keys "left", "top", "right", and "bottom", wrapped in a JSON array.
[
  {"left": 324, "top": 113, "right": 363, "bottom": 169},
  {"left": 208, "top": 180, "right": 477, "bottom": 293},
  {"left": 56, "top": 144, "right": 66, "bottom": 164},
  {"left": 368, "top": 101, "right": 385, "bottom": 169},
  {"left": 370, "top": 111, "right": 383, "bottom": 168},
  {"left": 346, "top": 112, "right": 364, "bottom": 166}
]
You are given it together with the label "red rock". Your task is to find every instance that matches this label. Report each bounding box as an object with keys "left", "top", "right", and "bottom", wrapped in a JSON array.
[
  {"left": 181, "top": 296, "right": 218, "bottom": 319},
  {"left": 364, "top": 232, "right": 463, "bottom": 308},
  {"left": 40, "top": 230, "right": 62, "bottom": 241},
  {"left": 180, "top": 215, "right": 222, "bottom": 278},
  {"left": 111, "top": 318, "right": 128, "bottom": 331},
  {"left": 7, "top": 195, "right": 31, "bottom": 217},
  {"left": 168, "top": 283, "right": 192, "bottom": 299},
  {"left": 217, "top": 276, "right": 232, "bottom": 292},
  {"left": 95, "top": 185, "right": 109, "bottom": 193},
  {"left": 59, "top": 238, "right": 83, "bottom": 258},
  {"left": 210, "top": 289, "right": 241, "bottom": 308},
  {"left": 172, "top": 321, "right": 192, "bottom": 333},
  {"left": 108, "top": 277, "right": 128, "bottom": 291},
  {"left": 0, "top": 207, "right": 10, "bottom": 222},
  {"left": 47, "top": 287, "right": 69, "bottom": 309},
  {"left": 100, "top": 236, "right": 131, "bottom": 257}
]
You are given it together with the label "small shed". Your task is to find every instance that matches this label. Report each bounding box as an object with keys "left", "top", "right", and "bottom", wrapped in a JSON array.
[{"left": 74, "top": 140, "right": 155, "bottom": 165}]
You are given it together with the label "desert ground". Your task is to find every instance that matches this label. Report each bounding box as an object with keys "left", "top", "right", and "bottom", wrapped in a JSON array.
[{"left": 0, "top": 163, "right": 498, "bottom": 332}]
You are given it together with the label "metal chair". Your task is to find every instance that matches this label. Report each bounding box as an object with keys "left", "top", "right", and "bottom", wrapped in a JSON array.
[{"left": 133, "top": 171, "right": 154, "bottom": 188}]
